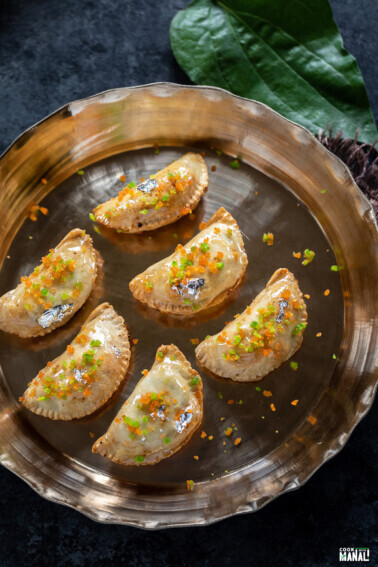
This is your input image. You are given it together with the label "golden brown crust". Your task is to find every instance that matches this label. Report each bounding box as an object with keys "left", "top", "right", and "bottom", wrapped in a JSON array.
[
  {"left": 196, "top": 268, "right": 307, "bottom": 382},
  {"left": 94, "top": 153, "right": 208, "bottom": 233},
  {"left": 92, "top": 344, "right": 203, "bottom": 465},
  {"left": 0, "top": 229, "right": 98, "bottom": 338},
  {"left": 22, "top": 303, "right": 130, "bottom": 419},
  {"left": 129, "top": 208, "right": 248, "bottom": 315}
]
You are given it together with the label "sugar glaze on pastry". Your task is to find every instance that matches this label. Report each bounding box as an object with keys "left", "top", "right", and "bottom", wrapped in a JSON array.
[
  {"left": 92, "top": 344, "right": 203, "bottom": 465},
  {"left": 0, "top": 229, "right": 98, "bottom": 338},
  {"left": 196, "top": 268, "right": 307, "bottom": 381},
  {"left": 93, "top": 153, "right": 208, "bottom": 232},
  {"left": 129, "top": 207, "right": 248, "bottom": 315},
  {"left": 21, "top": 303, "right": 130, "bottom": 420}
]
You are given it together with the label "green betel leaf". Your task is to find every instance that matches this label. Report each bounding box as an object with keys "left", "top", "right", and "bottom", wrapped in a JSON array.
[{"left": 170, "top": 0, "right": 377, "bottom": 142}]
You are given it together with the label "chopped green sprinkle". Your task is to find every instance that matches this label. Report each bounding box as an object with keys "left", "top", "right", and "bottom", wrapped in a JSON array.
[
  {"left": 216, "top": 261, "right": 224, "bottom": 269},
  {"left": 142, "top": 429, "right": 148, "bottom": 436},
  {"left": 333, "top": 354, "right": 337, "bottom": 359},
  {"left": 162, "top": 194, "right": 169, "bottom": 202},
  {"left": 40, "top": 288, "right": 48, "bottom": 297},
  {"left": 142, "top": 416, "right": 148, "bottom": 423},
  {"left": 77, "top": 169, "right": 84, "bottom": 175},
  {"left": 183, "top": 298, "right": 192, "bottom": 305},
  {"left": 190, "top": 377, "right": 200, "bottom": 386},
  {"left": 89, "top": 213, "right": 95, "bottom": 221},
  {"left": 139, "top": 209, "right": 148, "bottom": 214},
  {"left": 292, "top": 322, "right": 307, "bottom": 336},
  {"left": 321, "top": 189, "right": 327, "bottom": 194},
  {"left": 290, "top": 361, "right": 298, "bottom": 371},
  {"left": 37, "top": 396, "right": 47, "bottom": 401},
  {"left": 134, "top": 455, "right": 145, "bottom": 463},
  {"left": 331, "top": 265, "right": 339, "bottom": 271},
  {"left": 90, "top": 339, "right": 102, "bottom": 347},
  {"left": 255, "top": 386, "right": 261, "bottom": 392},
  {"left": 302, "top": 249, "right": 315, "bottom": 265},
  {"left": 173, "top": 233, "right": 178, "bottom": 239},
  {"left": 164, "top": 437, "right": 171, "bottom": 444},
  {"left": 157, "top": 352, "right": 163, "bottom": 360},
  {"left": 170, "top": 355, "right": 177, "bottom": 361},
  {"left": 200, "top": 242, "right": 210, "bottom": 253},
  {"left": 230, "top": 159, "right": 240, "bottom": 169},
  {"left": 233, "top": 335, "right": 242, "bottom": 345},
  {"left": 218, "top": 392, "right": 223, "bottom": 400}
]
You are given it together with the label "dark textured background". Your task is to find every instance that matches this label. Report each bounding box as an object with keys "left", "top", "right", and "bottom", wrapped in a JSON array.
[{"left": 0, "top": 1, "right": 376, "bottom": 566}]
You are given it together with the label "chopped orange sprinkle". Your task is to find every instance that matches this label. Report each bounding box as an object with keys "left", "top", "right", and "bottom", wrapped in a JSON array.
[
  {"left": 190, "top": 338, "right": 199, "bottom": 345},
  {"left": 189, "top": 213, "right": 195, "bottom": 221},
  {"left": 304, "top": 293, "right": 310, "bottom": 299},
  {"left": 200, "top": 431, "right": 207, "bottom": 439},
  {"left": 120, "top": 174, "right": 126, "bottom": 182},
  {"left": 316, "top": 332, "right": 322, "bottom": 337},
  {"left": 181, "top": 206, "right": 191, "bottom": 216},
  {"left": 209, "top": 260, "right": 218, "bottom": 274},
  {"left": 133, "top": 339, "right": 139, "bottom": 344},
  {"left": 142, "top": 369, "right": 148, "bottom": 376},
  {"left": 18, "top": 396, "right": 24, "bottom": 402},
  {"left": 67, "top": 345, "right": 74, "bottom": 354},
  {"left": 324, "top": 289, "right": 330, "bottom": 296},
  {"left": 199, "top": 221, "right": 206, "bottom": 230},
  {"left": 216, "top": 251, "right": 223, "bottom": 259},
  {"left": 208, "top": 435, "right": 214, "bottom": 440},
  {"left": 227, "top": 399, "right": 234, "bottom": 405},
  {"left": 40, "top": 207, "right": 49, "bottom": 215},
  {"left": 293, "top": 251, "right": 301, "bottom": 259},
  {"left": 263, "top": 390, "right": 272, "bottom": 397},
  {"left": 291, "top": 400, "right": 299, "bottom": 406},
  {"left": 89, "top": 432, "right": 95, "bottom": 438},
  {"left": 307, "top": 415, "right": 317, "bottom": 425},
  {"left": 214, "top": 227, "right": 220, "bottom": 234},
  {"left": 193, "top": 455, "right": 199, "bottom": 460},
  {"left": 44, "top": 302, "right": 51, "bottom": 309},
  {"left": 41, "top": 178, "right": 48, "bottom": 184},
  {"left": 281, "top": 289, "right": 291, "bottom": 299},
  {"left": 186, "top": 480, "right": 194, "bottom": 491},
  {"left": 234, "top": 437, "right": 242, "bottom": 446},
  {"left": 270, "top": 403, "right": 276, "bottom": 412}
]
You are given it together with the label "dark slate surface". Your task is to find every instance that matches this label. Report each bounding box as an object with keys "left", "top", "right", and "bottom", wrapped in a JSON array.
[{"left": 0, "top": 1, "right": 376, "bottom": 565}]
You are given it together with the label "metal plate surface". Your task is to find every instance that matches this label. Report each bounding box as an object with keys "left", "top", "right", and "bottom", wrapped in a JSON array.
[{"left": 0, "top": 84, "right": 376, "bottom": 528}]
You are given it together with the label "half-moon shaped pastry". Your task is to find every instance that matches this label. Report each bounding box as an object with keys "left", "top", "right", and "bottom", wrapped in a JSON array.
[
  {"left": 0, "top": 229, "right": 98, "bottom": 338},
  {"left": 129, "top": 207, "right": 248, "bottom": 315},
  {"left": 21, "top": 303, "right": 130, "bottom": 420},
  {"left": 92, "top": 344, "right": 203, "bottom": 465},
  {"left": 93, "top": 153, "right": 208, "bottom": 232},
  {"left": 196, "top": 268, "right": 307, "bottom": 381}
]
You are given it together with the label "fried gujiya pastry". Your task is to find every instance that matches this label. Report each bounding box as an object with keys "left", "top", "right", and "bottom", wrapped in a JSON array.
[
  {"left": 129, "top": 208, "right": 248, "bottom": 315},
  {"left": 92, "top": 345, "right": 203, "bottom": 465},
  {"left": 21, "top": 303, "right": 130, "bottom": 420},
  {"left": 93, "top": 153, "right": 208, "bottom": 232},
  {"left": 0, "top": 229, "right": 98, "bottom": 338},
  {"left": 195, "top": 268, "right": 307, "bottom": 381}
]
